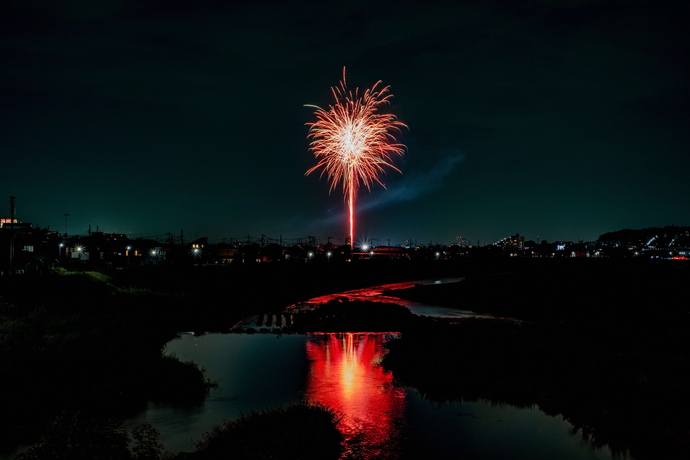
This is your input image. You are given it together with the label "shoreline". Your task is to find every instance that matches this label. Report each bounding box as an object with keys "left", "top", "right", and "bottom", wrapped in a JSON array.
[
  {"left": 380, "top": 261, "right": 690, "bottom": 459},
  {"left": 2, "top": 259, "right": 689, "bottom": 458}
]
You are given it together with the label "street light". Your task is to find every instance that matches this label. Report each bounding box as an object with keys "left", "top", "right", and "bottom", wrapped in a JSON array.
[{"left": 73, "top": 245, "right": 85, "bottom": 263}]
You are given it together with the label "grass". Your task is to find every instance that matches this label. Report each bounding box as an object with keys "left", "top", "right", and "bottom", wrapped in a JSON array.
[
  {"left": 2, "top": 261, "right": 428, "bottom": 456},
  {"left": 382, "top": 259, "right": 690, "bottom": 459},
  {"left": 11, "top": 259, "right": 682, "bottom": 457},
  {"left": 15, "top": 412, "right": 171, "bottom": 460},
  {"left": 0, "top": 268, "right": 217, "bottom": 454},
  {"left": 188, "top": 403, "right": 343, "bottom": 460}
]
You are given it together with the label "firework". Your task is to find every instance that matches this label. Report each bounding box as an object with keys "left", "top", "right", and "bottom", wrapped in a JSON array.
[{"left": 305, "top": 68, "right": 406, "bottom": 248}]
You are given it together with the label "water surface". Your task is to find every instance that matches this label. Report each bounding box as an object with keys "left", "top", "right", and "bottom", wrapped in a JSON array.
[
  {"left": 290, "top": 277, "right": 492, "bottom": 319},
  {"left": 129, "top": 332, "right": 632, "bottom": 459},
  {"left": 128, "top": 278, "right": 633, "bottom": 459}
]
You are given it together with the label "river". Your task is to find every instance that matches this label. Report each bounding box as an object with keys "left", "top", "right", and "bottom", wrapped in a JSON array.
[
  {"left": 287, "top": 277, "right": 495, "bottom": 320},
  {"left": 128, "top": 279, "right": 634, "bottom": 459}
]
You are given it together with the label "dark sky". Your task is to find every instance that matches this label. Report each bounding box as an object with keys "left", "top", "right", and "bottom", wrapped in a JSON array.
[{"left": 2, "top": 0, "right": 689, "bottom": 246}]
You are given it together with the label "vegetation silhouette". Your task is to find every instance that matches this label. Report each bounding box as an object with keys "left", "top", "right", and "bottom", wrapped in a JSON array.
[
  {"left": 186, "top": 403, "right": 343, "bottom": 459},
  {"left": 4, "top": 258, "right": 689, "bottom": 458},
  {"left": 382, "top": 259, "right": 690, "bottom": 458},
  {"left": 15, "top": 412, "right": 163, "bottom": 460},
  {"left": 1, "top": 261, "right": 446, "bottom": 456}
]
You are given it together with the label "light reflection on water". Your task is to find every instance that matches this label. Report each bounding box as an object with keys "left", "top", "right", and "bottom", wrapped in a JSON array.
[
  {"left": 289, "top": 277, "right": 489, "bottom": 319},
  {"left": 293, "top": 277, "right": 463, "bottom": 307},
  {"left": 303, "top": 333, "right": 405, "bottom": 459},
  {"left": 127, "top": 277, "right": 633, "bottom": 459},
  {"left": 129, "top": 332, "right": 632, "bottom": 460}
]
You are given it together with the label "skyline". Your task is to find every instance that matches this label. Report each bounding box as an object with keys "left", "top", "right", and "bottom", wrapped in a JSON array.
[{"left": 2, "top": 0, "right": 689, "bottom": 246}]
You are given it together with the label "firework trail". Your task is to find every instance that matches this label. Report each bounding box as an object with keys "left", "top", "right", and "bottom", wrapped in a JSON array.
[{"left": 305, "top": 68, "right": 406, "bottom": 248}]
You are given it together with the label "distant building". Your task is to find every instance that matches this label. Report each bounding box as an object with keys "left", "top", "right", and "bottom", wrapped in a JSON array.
[
  {"left": 555, "top": 241, "right": 573, "bottom": 251},
  {"left": 214, "top": 244, "right": 236, "bottom": 263},
  {"left": 495, "top": 234, "right": 524, "bottom": 250},
  {"left": 509, "top": 234, "right": 524, "bottom": 250}
]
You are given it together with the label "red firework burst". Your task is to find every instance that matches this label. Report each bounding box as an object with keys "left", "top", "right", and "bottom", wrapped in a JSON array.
[{"left": 305, "top": 68, "right": 406, "bottom": 248}]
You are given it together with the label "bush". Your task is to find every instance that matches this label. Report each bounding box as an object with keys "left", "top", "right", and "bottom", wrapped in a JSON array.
[
  {"left": 190, "top": 403, "right": 343, "bottom": 459},
  {"left": 132, "top": 423, "right": 168, "bottom": 460},
  {"left": 16, "top": 411, "right": 131, "bottom": 460},
  {"left": 147, "top": 356, "right": 216, "bottom": 404}
]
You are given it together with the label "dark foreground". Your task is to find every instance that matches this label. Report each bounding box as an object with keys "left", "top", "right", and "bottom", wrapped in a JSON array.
[
  {"left": 1, "top": 258, "right": 689, "bottom": 458},
  {"left": 383, "top": 259, "right": 690, "bottom": 458},
  {"left": 0, "top": 260, "right": 455, "bottom": 458}
]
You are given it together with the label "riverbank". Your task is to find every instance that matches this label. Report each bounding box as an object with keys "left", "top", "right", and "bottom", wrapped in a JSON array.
[
  {"left": 0, "top": 260, "right": 462, "bottom": 457},
  {"left": 382, "top": 259, "right": 690, "bottom": 458},
  {"left": 0, "top": 269, "right": 218, "bottom": 457},
  {"left": 3, "top": 258, "right": 688, "bottom": 458}
]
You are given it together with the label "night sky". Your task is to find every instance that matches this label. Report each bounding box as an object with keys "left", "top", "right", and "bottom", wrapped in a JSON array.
[{"left": 2, "top": 0, "right": 689, "bottom": 246}]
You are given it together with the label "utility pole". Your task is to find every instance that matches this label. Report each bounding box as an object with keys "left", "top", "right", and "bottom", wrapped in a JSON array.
[{"left": 9, "top": 197, "right": 16, "bottom": 273}]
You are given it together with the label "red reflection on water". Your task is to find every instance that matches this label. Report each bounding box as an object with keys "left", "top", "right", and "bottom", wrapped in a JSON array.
[
  {"left": 304, "top": 333, "right": 405, "bottom": 459},
  {"left": 304, "top": 282, "right": 419, "bottom": 306}
]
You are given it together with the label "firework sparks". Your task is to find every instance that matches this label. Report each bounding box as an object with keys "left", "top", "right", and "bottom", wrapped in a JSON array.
[{"left": 305, "top": 68, "right": 406, "bottom": 248}]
